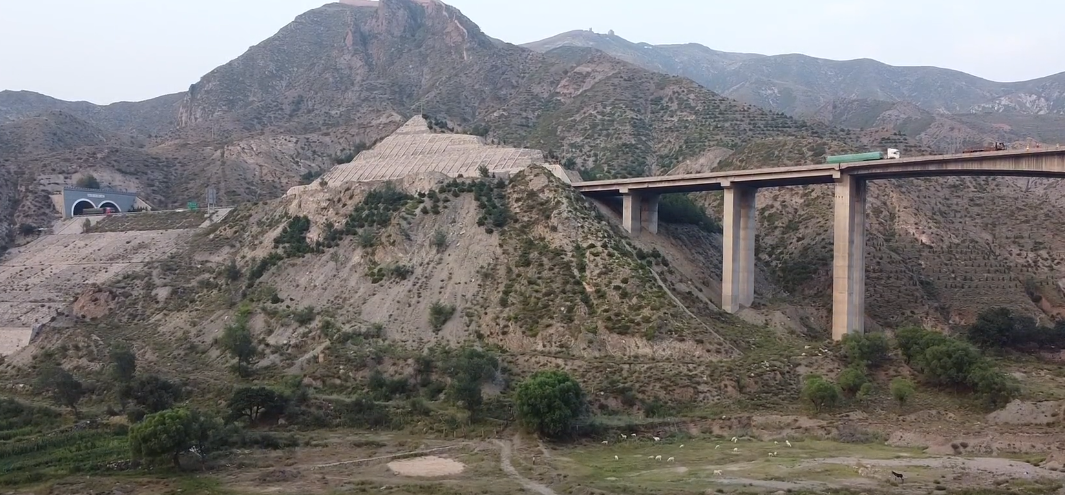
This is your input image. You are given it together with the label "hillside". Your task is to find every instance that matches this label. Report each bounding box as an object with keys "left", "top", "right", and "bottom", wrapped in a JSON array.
[
  {"left": 0, "top": 90, "right": 182, "bottom": 137},
  {"left": 0, "top": 0, "right": 870, "bottom": 254},
  {"left": 525, "top": 30, "right": 1065, "bottom": 118},
  {"left": 811, "top": 99, "right": 1065, "bottom": 151},
  {"left": 4, "top": 165, "right": 1065, "bottom": 494}
]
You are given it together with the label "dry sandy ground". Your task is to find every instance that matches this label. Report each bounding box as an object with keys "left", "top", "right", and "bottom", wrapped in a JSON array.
[{"left": 387, "top": 455, "right": 466, "bottom": 477}]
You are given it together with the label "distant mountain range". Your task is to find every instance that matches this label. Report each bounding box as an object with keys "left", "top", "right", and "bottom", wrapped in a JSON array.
[
  {"left": 524, "top": 30, "right": 1065, "bottom": 116},
  {"left": 524, "top": 30, "right": 1065, "bottom": 150}
]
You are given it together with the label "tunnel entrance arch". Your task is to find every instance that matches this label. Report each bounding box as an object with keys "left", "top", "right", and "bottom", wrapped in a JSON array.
[
  {"left": 71, "top": 199, "right": 96, "bottom": 217},
  {"left": 98, "top": 201, "right": 121, "bottom": 213}
]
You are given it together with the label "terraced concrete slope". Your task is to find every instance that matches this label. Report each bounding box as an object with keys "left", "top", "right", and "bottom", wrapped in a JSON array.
[
  {"left": 0, "top": 210, "right": 230, "bottom": 355},
  {"left": 300, "top": 117, "right": 551, "bottom": 192}
]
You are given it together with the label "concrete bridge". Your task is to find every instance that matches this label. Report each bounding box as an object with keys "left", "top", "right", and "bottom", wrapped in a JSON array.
[{"left": 573, "top": 148, "right": 1065, "bottom": 340}]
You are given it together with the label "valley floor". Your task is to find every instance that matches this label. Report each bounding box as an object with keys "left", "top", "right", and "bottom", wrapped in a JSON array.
[{"left": 5, "top": 425, "right": 1064, "bottom": 495}]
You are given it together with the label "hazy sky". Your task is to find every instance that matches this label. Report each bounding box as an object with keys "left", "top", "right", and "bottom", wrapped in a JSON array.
[{"left": 1, "top": 0, "right": 1062, "bottom": 104}]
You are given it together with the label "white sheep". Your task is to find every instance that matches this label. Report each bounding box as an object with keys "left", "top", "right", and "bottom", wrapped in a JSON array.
[
  {"left": 653, "top": 436, "right": 661, "bottom": 442},
  {"left": 679, "top": 444, "right": 684, "bottom": 448},
  {"left": 667, "top": 457, "right": 675, "bottom": 462},
  {"left": 786, "top": 440, "right": 792, "bottom": 447},
  {"left": 614, "top": 455, "right": 619, "bottom": 460},
  {"left": 731, "top": 436, "right": 738, "bottom": 443},
  {"left": 621, "top": 434, "right": 627, "bottom": 439},
  {"left": 602, "top": 440, "right": 608, "bottom": 444},
  {"left": 733, "top": 447, "right": 739, "bottom": 452},
  {"left": 655, "top": 455, "right": 662, "bottom": 461},
  {"left": 713, "top": 470, "right": 723, "bottom": 476},
  {"left": 715, "top": 444, "right": 721, "bottom": 449}
]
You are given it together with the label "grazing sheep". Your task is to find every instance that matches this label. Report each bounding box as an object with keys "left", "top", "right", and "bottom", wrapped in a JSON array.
[
  {"left": 713, "top": 470, "right": 723, "bottom": 476},
  {"left": 653, "top": 436, "right": 661, "bottom": 442},
  {"left": 715, "top": 444, "right": 721, "bottom": 449},
  {"left": 785, "top": 440, "right": 792, "bottom": 447},
  {"left": 655, "top": 455, "right": 662, "bottom": 461},
  {"left": 679, "top": 444, "right": 684, "bottom": 448},
  {"left": 621, "top": 434, "right": 627, "bottom": 439},
  {"left": 731, "top": 437, "right": 738, "bottom": 443},
  {"left": 614, "top": 455, "right": 619, "bottom": 460},
  {"left": 733, "top": 447, "right": 739, "bottom": 452},
  {"left": 667, "top": 457, "right": 675, "bottom": 462},
  {"left": 891, "top": 471, "right": 904, "bottom": 482},
  {"left": 602, "top": 440, "right": 608, "bottom": 444}
]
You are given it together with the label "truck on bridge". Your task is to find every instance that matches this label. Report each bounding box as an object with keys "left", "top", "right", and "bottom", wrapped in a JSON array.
[{"left": 825, "top": 148, "right": 900, "bottom": 164}]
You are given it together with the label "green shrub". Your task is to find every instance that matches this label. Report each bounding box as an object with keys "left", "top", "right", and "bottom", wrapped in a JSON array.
[
  {"left": 75, "top": 174, "right": 100, "bottom": 189},
  {"left": 841, "top": 332, "right": 890, "bottom": 368},
  {"left": 429, "top": 301, "right": 456, "bottom": 331},
  {"left": 227, "top": 387, "right": 288, "bottom": 424},
  {"left": 890, "top": 377, "right": 915, "bottom": 409},
  {"left": 515, "top": 370, "right": 586, "bottom": 439},
  {"left": 130, "top": 408, "right": 220, "bottom": 468},
  {"left": 121, "top": 374, "right": 183, "bottom": 414},
  {"left": 336, "top": 396, "right": 390, "bottom": 429},
  {"left": 291, "top": 306, "right": 317, "bottom": 325},
  {"left": 837, "top": 366, "right": 869, "bottom": 396},
  {"left": 968, "top": 364, "right": 1019, "bottom": 409},
  {"left": 801, "top": 374, "right": 841, "bottom": 414}
]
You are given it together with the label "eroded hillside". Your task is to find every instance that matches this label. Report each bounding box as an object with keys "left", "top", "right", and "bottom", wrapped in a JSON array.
[{"left": 5, "top": 168, "right": 817, "bottom": 412}]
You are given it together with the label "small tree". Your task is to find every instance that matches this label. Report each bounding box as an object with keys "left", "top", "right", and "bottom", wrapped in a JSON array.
[
  {"left": 35, "top": 365, "right": 85, "bottom": 416},
  {"left": 219, "top": 318, "right": 257, "bottom": 377},
  {"left": 431, "top": 228, "right": 448, "bottom": 252},
  {"left": 515, "top": 370, "right": 586, "bottom": 439},
  {"left": 966, "top": 307, "right": 1014, "bottom": 349},
  {"left": 837, "top": 366, "right": 869, "bottom": 396},
  {"left": 921, "top": 341, "right": 981, "bottom": 388},
  {"left": 227, "top": 387, "right": 287, "bottom": 424},
  {"left": 444, "top": 348, "right": 498, "bottom": 422},
  {"left": 478, "top": 165, "right": 490, "bottom": 178},
  {"left": 801, "top": 375, "right": 841, "bottom": 414},
  {"left": 889, "top": 377, "right": 915, "bottom": 410},
  {"left": 76, "top": 174, "right": 101, "bottom": 189},
  {"left": 109, "top": 345, "right": 137, "bottom": 386},
  {"left": 130, "top": 408, "right": 219, "bottom": 469},
  {"left": 968, "top": 364, "right": 1019, "bottom": 410},
  {"left": 122, "top": 374, "right": 183, "bottom": 414},
  {"left": 841, "top": 332, "right": 890, "bottom": 368}
]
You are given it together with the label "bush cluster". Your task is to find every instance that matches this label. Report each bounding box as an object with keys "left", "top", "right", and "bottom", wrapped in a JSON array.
[{"left": 896, "top": 327, "right": 1019, "bottom": 408}]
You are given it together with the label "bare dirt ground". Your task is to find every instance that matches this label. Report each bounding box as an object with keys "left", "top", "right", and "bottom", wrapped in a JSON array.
[{"left": 387, "top": 455, "right": 466, "bottom": 477}]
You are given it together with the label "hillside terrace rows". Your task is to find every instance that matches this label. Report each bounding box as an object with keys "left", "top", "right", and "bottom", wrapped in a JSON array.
[{"left": 321, "top": 117, "right": 545, "bottom": 184}]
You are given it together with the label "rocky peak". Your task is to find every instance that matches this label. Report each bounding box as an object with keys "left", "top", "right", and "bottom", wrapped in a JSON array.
[{"left": 176, "top": 0, "right": 492, "bottom": 131}]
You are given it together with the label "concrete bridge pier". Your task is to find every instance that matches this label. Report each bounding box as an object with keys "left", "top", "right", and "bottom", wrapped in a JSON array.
[
  {"left": 722, "top": 185, "right": 756, "bottom": 313},
  {"left": 621, "top": 191, "right": 660, "bottom": 234},
  {"left": 832, "top": 174, "right": 867, "bottom": 340}
]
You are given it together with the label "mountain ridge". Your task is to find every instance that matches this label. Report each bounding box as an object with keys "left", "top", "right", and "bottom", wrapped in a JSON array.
[{"left": 524, "top": 30, "right": 1065, "bottom": 117}]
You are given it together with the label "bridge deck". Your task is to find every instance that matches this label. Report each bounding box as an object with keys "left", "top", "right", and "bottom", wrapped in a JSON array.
[{"left": 574, "top": 147, "right": 1065, "bottom": 195}]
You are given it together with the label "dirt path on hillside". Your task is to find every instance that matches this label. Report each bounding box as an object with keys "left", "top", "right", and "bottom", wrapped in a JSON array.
[
  {"left": 494, "top": 437, "right": 557, "bottom": 495},
  {"left": 645, "top": 262, "right": 742, "bottom": 357}
]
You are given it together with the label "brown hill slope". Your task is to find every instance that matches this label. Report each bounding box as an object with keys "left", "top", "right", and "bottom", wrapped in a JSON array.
[{"left": 7, "top": 167, "right": 811, "bottom": 411}]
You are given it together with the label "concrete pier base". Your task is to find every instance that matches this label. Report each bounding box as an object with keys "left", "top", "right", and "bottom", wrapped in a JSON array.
[
  {"left": 832, "top": 175, "right": 867, "bottom": 340},
  {"left": 641, "top": 194, "right": 660, "bottom": 234},
  {"left": 722, "top": 186, "right": 756, "bottom": 313},
  {"left": 621, "top": 192, "right": 661, "bottom": 235},
  {"left": 622, "top": 192, "right": 642, "bottom": 234}
]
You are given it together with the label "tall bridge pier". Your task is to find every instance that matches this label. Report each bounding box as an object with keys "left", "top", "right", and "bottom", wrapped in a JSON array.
[{"left": 575, "top": 148, "right": 1065, "bottom": 341}]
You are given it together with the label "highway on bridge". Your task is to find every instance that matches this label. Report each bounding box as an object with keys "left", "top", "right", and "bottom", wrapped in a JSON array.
[{"left": 571, "top": 147, "right": 1065, "bottom": 340}]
